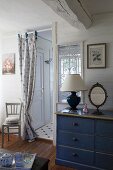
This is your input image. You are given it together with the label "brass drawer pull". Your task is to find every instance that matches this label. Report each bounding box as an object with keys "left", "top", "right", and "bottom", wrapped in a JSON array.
[
  {"left": 73, "top": 122, "right": 78, "bottom": 126},
  {"left": 72, "top": 153, "right": 78, "bottom": 157},
  {"left": 72, "top": 137, "right": 78, "bottom": 141}
]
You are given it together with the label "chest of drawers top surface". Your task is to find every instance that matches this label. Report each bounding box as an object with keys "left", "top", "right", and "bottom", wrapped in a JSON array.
[{"left": 55, "top": 108, "right": 113, "bottom": 121}]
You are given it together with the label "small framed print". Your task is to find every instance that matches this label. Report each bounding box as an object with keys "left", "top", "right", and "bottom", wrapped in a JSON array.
[
  {"left": 2, "top": 53, "right": 15, "bottom": 75},
  {"left": 87, "top": 43, "right": 106, "bottom": 69}
]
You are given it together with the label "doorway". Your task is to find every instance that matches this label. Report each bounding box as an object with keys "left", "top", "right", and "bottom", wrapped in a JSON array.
[{"left": 31, "top": 29, "right": 53, "bottom": 140}]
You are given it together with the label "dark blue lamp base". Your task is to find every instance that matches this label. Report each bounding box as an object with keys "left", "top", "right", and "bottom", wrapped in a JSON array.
[{"left": 67, "top": 92, "right": 80, "bottom": 110}]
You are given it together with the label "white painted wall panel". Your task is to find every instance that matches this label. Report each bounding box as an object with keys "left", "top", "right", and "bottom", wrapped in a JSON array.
[
  {"left": 57, "top": 13, "right": 113, "bottom": 111},
  {"left": 0, "top": 35, "right": 21, "bottom": 127}
]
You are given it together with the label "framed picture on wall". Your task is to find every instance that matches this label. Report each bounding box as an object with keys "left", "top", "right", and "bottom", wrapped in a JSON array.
[
  {"left": 2, "top": 53, "right": 15, "bottom": 75},
  {"left": 87, "top": 43, "right": 106, "bottom": 68}
]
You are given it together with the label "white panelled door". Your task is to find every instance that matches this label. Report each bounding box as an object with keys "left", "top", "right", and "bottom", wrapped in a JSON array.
[
  {"left": 31, "top": 52, "right": 44, "bottom": 129},
  {"left": 31, "top": 37, "right": 52, "bottom": 130}
]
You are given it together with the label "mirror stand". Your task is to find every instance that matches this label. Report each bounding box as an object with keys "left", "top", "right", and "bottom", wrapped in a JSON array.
[
  {"left": 92, "top": 107, "right": 103, "bottom": 115},
  {"left": 88, "top": 82, "right": 108, "bottom": 115}
]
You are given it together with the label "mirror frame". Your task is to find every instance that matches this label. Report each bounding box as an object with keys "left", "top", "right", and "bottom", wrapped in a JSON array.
[{"left": 88, "top": 82, "right": 108, "bottom": 114}]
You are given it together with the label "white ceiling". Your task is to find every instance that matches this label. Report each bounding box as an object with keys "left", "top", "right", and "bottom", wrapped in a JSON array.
[
  {"left": 0, "top": 0, "right": 66, "bottom": 34},
  {"left": 80, "top": 0, "right": 113, "bottom": 15},
  {"left": 0, "top": 0, "right": 113, "bottom": 34}
]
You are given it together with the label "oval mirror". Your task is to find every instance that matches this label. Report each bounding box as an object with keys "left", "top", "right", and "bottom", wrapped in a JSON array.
[{"left": 88, "top": 82, "right": 108, "bottom": 114}]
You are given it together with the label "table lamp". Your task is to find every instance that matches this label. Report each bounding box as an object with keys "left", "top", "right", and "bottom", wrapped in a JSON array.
[{"left": 61, "top": 74, "right": 87, "bottom": 110}]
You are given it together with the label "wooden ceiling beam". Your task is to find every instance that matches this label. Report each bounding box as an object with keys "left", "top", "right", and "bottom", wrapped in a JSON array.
[{"left": 42, "top": 0, "right": 92, "bottom": 29}]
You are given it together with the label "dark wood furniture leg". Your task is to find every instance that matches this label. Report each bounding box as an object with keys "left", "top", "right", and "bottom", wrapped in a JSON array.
[{"left": 32, "top": 156, "right": 49, "bottom": 170}]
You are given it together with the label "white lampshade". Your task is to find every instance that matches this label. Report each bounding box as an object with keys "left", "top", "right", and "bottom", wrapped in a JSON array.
[{"left": 61, "top": 74, "right": 87, "bottom": 92}]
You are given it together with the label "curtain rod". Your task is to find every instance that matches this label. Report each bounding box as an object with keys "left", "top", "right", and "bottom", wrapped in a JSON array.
[
  {"left": 18, "top": 27, "right": 52, "bottom": 38},
  {"left": 18, "top": 30, "right": 52, "bottom": 42},
  {"left": 26, "top": 27, "right": 52, "bottom": 34}
]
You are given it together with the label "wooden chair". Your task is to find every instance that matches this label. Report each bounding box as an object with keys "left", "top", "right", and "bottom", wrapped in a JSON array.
[{"left": 2, "top": 103, "right": 22, "bottom": 148}]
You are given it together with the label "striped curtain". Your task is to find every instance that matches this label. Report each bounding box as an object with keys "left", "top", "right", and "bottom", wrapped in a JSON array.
[{"left": 18, "top": 32, "right": 37, "bottom": 141}]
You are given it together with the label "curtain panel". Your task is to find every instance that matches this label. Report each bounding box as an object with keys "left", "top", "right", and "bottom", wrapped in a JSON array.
[{"left": 18, "top": 32, "right": 37, "bottom": 141}]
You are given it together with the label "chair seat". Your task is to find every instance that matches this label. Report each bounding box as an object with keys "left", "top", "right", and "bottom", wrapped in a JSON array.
[{"left": 5, "top": 116, "right": 20, "bottom": 124}]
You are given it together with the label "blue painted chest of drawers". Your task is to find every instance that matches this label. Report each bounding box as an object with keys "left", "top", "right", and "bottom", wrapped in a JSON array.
[{"left": 55, "top": 109, "right": 113, "bottom": 170}]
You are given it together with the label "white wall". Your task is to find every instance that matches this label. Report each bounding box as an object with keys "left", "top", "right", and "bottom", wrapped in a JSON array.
[
  {"left": 0, "top": 35, "right": 21, "bottom": 126},
  {"left": 56, "top": 13, "right": 113, "bottom": 111}
]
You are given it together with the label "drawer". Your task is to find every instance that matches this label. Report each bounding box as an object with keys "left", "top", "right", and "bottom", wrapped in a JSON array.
[
  {"left": 57, "top": 116, "right": 94, "bottom": 134},
  {"left": 95, "top": 120, "right": 113, "bottom": 137},
  {"left": 95, "top": 136, "right": 113, "bottom": 154},
  {"left": 95, "top": 153, "right": 113, "bottom": 170},
  {"left": 58, "top": 131, "right": 94, "bottom": 150},
  {"left": 57, "top": 146, "right": 94, "bottom": 165}
]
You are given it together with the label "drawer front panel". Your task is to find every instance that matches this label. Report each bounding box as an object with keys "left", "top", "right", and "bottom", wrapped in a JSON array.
[
  {"left": 58, "top": 131, "right": 94, "bottom": 150},
  {"left": 95, "top": 153, "right": 113, "bottom": 170},
  {"left": 57, "top": 116, "right": 94, "bottom": 134},
  {"left": 96, "top": 120, "right": 113, "bottom": 137},
  {"left": 57, "top": 146, "right": 94, "bottom": 165},
  {"left": 95, "top": 136, "right": 113, "bottom": 154}
]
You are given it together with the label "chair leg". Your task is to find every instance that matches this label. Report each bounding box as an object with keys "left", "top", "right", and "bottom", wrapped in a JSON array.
[
  {"left": 2, "top": 125, "right": 4, "bottom": 148},
  {"left": 19, "top": 125, "right": 21, "bottom": 138},
  {"left": 8, "top": 127, "right": 9, "bottom": 141}
]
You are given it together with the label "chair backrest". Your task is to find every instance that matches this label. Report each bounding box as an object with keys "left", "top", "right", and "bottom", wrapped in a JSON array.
[{"left": 6, "top": 103, "right": 22, "bottom": 119}]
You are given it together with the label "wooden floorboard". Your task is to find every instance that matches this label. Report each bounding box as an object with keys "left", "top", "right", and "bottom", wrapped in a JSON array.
[{"left": 0, "top": 134, "right": 75, "bottom": 170}]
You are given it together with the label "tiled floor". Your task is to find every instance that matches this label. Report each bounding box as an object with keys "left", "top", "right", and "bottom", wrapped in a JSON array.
[{"left": 35, "top": 122, "right": 53, "bottom": 140}]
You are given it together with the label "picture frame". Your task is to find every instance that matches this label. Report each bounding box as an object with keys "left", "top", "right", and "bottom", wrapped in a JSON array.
[
  {"left": 2, "top": 53, "right": 15, "bottom": 75},
  {"left": 87, "top": 43, "right": 106, "bottom": 69}
]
